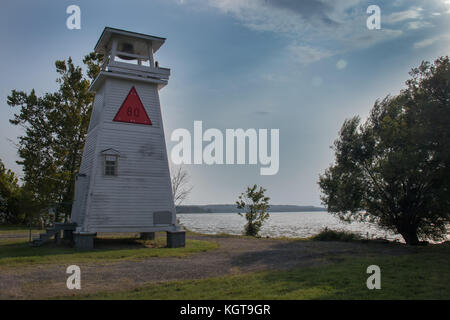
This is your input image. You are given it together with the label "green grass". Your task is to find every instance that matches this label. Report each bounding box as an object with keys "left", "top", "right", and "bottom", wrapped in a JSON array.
[
  {"left": 0, "top": 237, "right": 218, "bottom": 268},
  {"left": 0, "top": 225, "right": 44, "bottom": 235},
  {"left": 76, "top": 244, "right": 450, "bottom": 300}
]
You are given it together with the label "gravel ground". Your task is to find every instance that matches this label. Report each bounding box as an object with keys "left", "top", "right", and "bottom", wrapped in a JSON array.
[{"left": 0, "top": 233, "right": 412, "bottom": 299}]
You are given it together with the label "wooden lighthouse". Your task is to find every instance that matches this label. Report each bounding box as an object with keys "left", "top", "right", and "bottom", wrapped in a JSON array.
[{"left": 70, "top": 27, "right": 184, "bottom": 249}]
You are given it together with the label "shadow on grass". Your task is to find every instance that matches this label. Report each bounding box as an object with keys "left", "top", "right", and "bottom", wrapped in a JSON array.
[
  {"left": 94, "top": 237, "right": 165, "bottom": 250},
  {"left": 251, "top": 242, "right": 450, "bottom": 299},
  {"left": 0, "top": 236, "right": 166, "bottom": 261},
  {"left": 227, "top": 238, "right": 411, "bottom": 271},
  {"left": 0, "top": 234, "right": 218, "bottom": 268}
]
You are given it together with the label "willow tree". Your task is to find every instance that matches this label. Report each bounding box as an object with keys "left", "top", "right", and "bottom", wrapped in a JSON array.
[
  {"left": 6, "top": 53, "right": 103, "bottom": 222},
  {"left": 319, "top": 57, "right": 450, "bottom": 245}
]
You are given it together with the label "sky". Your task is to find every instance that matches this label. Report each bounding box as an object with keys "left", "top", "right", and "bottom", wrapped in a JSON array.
[{"left": 0, "top": 0, "right": 449, "bottom": 206}]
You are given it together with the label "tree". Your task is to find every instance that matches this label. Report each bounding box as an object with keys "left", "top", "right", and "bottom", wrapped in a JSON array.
[
  {"left": 0, "top": 159, "right": 21, "bottom": 223},
  {"left": 236, "top": 184, "right": 270, "bottom": 237},
  {"left": 0, "top": 159, "right": 39, "bottom": 226},
  {"left": 319, "top": 56, "right": 450, "bottom": 245},
  {"left": 171, "top": 165, "right": 193, "bottom": 206},
  {"left": 6, "top": 53, "right": 103, "bottom": 223}
]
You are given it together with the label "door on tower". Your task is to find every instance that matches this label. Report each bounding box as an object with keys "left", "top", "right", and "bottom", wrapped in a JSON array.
[{"left": 71, "top": 174, "right": 90, "bottom": 226}]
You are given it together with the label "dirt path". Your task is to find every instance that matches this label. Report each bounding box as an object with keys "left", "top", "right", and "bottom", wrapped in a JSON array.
[{"left": 0, "top": 234, "right": 412, "bottom": 299}]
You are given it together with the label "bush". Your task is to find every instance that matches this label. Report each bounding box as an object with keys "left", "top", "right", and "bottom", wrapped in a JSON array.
[
  {"left": 236, "top": 184, "right": 270, "bottom": 237},
  {"left": 311, "top": 228, "right": 362, "bottom": 242}
]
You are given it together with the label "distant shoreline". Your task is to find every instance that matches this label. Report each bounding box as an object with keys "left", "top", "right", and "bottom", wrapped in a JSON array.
[{"left": 176, "top": 204, "right": 327, "bottom": 214}]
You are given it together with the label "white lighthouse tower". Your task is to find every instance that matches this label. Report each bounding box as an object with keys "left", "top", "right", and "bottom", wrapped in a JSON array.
[{"left": 70, "top": 27, "right": 184, "bottom": 249}]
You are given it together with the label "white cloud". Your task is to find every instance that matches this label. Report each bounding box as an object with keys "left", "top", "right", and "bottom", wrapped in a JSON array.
[
  {"left": 204, "top": 0, "right": 406, "bottom": 64},
  {"left": 414, "top": 33, "right": 450, "bottom": 48},
  {"left": 177, "top": 0, "right": 448, "bottom": 64},
  {"left": 288, "top": 44, "right": 333, "bottom": 64},
  {"left": 207, "top": 0, "right": 364, "bottom": 36},
  {"left": 414, "top": 38, "right": 435, "bottom": 48},
  {"left": 407, "top": 20, "right": 432, "bottom": 30},
  {"left": 384, "top": 8, "right": 423, "bottom": 24},
  {"left": 336, "top": 59, "right": 348, "bottom": 70}
]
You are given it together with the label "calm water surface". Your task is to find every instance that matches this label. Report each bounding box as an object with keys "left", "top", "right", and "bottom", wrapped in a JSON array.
[{"left": 178, "top": 211, "right": 403, "bottom": 241}]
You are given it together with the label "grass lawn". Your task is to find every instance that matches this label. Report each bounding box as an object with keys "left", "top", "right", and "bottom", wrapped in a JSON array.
[
  {"left": 0, "top": 235, "right": 218, "bottom": 268},
  {"left": 0, "top": 225, "right": 44, "bottom": 235},
  {"left": 2, "top": 225, "right": 449, "bottom": 300},
  {"left": 77, "top": 244, "right": 450, "bottom": 300}
]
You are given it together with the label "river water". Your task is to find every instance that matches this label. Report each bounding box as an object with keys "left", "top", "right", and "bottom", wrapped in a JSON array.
[{"left": 178, "top": 211, "right": 403, "bottom": 241}]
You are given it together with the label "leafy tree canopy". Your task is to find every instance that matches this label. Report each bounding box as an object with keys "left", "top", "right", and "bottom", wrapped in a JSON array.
[
  {"left": 0, "top": 158, "right": 20, "bottom": 223},
  {"left": 6, "top": 53, "right": 103, "bottom": 222},
  {"left": 319, "top": 56, "right": 450, "bottom": 245}
]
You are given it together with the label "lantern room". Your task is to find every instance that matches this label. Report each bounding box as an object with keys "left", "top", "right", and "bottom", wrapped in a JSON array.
[{"left": 90, "top": 27, "right": 170, "bottom": 92}]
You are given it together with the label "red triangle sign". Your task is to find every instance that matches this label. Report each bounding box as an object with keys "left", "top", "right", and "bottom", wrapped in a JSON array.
[{"left": 113, "top": 86, "right": 152, "bottom": 125}]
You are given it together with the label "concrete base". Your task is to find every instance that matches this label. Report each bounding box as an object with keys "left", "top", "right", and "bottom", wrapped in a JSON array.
[
  {"left": 140, "top": 232, "right": 155, "bottom": 240},
  {"left": 73, "top": 232, "right": 96, "bottom": 250},
  {"left": 167, "top": 231, "right": 186, "bottom": 248},
  {"left": 55, "top": 223, "right": 77, "bottom": 244}
]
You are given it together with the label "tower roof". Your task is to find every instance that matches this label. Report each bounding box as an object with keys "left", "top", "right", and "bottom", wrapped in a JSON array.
[{"left": 94, "top": 27, "right": 166, "bottom": 54}]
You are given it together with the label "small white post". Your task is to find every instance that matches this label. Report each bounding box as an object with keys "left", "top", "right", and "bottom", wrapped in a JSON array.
[
  {"left": 148, "top": 43, "right": 154, "bottom": 68},
  {"left": 111, "top": 38, "right": 118, "bottom": 62}
]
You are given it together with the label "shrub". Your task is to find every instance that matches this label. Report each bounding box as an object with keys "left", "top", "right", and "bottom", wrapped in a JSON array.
[
  {"left": 311, "top": 228, "right": 362, "bottom": 242},
  {"left": 236, "top": 184, "right": 270, "bottom": 237}
]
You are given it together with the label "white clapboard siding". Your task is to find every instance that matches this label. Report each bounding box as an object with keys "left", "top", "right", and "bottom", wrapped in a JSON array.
[
  {"left": 71, "top": 123, "right": 99, "bottom": 225},
  {"left": 88, "top": 87, "right": 104, "bottom": 131},
  {"left": 104, "top": 79, "right": 161, "bottom": 128},
  {"left": 70, "top": 70, "right": 176, "bottom": 233}
]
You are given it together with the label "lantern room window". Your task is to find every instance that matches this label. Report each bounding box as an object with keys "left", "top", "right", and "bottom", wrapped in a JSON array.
[{"left": 104, "top": 155, "right": 118, "bottom": 176}]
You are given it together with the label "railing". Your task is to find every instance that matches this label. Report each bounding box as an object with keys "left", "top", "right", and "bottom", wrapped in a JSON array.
[{"left": 107, "top": 60, "right": 170, "bottom": 80}]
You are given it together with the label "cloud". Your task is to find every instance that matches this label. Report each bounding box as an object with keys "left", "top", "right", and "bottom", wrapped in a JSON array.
[
  {"left": 263, "top": 0, "right": 359, "bottom": 27},
  {"left": 179, "top": 0, "right": 450, "bottom": 63},
  {"left": 204, "top": 0, "right": 406, "bottom": 64},
  {"left": 407, "top": 20, "right": 432, "bottom": 30},
  {"left": 336, "top": 59, "right": 348, "bottom": 70},
  {"left": 414, "top": 33, "right": 450, "bottom": 48},
  {"left": 207, "top": 0, "right": 364, "bottom": 36},
  {"left": 288, "top": 43, "right": 333, "bottom": 64},
  {"left": 414, "top": 38, "right": 435, "bottom": 49},
  {"left": 384, "top": 8, "right": 423, "bottom": 24}
]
